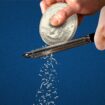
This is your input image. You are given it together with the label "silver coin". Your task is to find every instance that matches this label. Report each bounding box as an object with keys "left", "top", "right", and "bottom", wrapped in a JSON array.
[{"left": 39, "top": 3, "right": 78, "bottom": 45}]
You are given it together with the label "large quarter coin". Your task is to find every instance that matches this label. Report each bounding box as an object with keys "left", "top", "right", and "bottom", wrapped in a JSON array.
[{"left": 39, "top": 3, "right": 78, "bottom": 45}]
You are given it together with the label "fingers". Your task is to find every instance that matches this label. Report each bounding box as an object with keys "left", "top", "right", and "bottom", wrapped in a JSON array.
[
  {"left": 45, "top": 0, "right": 56, "bottom": 6},
  {"left": 94, "top": 6, "right": 105, "bottom": 50},
  {"left": 40, "top": 0, "right": 62, "bottom": 14},
  {"left": 40, "top": 1, "right": 48, "bottom": 14},
  {"left": 45, "top": 0, "right": 64, "bottom": 6},
  {"left": 50, "top": 0, "right": 82, "bottom": 26},
  {"left": 40, "top": 0, "right": 80, "bottom": 26},
  {"left": 50, "top": 6, "right": 75, "bottom": 26}
]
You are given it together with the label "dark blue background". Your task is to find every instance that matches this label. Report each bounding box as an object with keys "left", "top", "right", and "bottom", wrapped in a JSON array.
[{"left": 0, "top": 0, "right": 105, "bottom": 105}]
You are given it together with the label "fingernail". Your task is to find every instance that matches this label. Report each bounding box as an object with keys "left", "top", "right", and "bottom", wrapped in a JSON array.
[{"left": 50, "top": 15, "right": 60, "bottom": 26}]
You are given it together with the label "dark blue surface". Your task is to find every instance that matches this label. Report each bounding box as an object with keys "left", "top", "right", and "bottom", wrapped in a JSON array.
[{"left": 0, "top": 1, "right": 105, "bottom": 105}]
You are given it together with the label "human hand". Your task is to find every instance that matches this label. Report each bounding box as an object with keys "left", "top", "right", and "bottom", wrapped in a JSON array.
[
  {"left": 95, "top": 6, "right": 105, "bottom": 50},
  {"left": 40, "top": 0, "right": 105, "bottom": 50}
]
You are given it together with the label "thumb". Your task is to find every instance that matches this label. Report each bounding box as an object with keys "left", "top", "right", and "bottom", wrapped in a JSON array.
[
  {"left": 94, "top": 6, "right": 105, "bottom": 50},
  {"left": 50, "top": 6, "right": 75, "bottom": 26}
]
